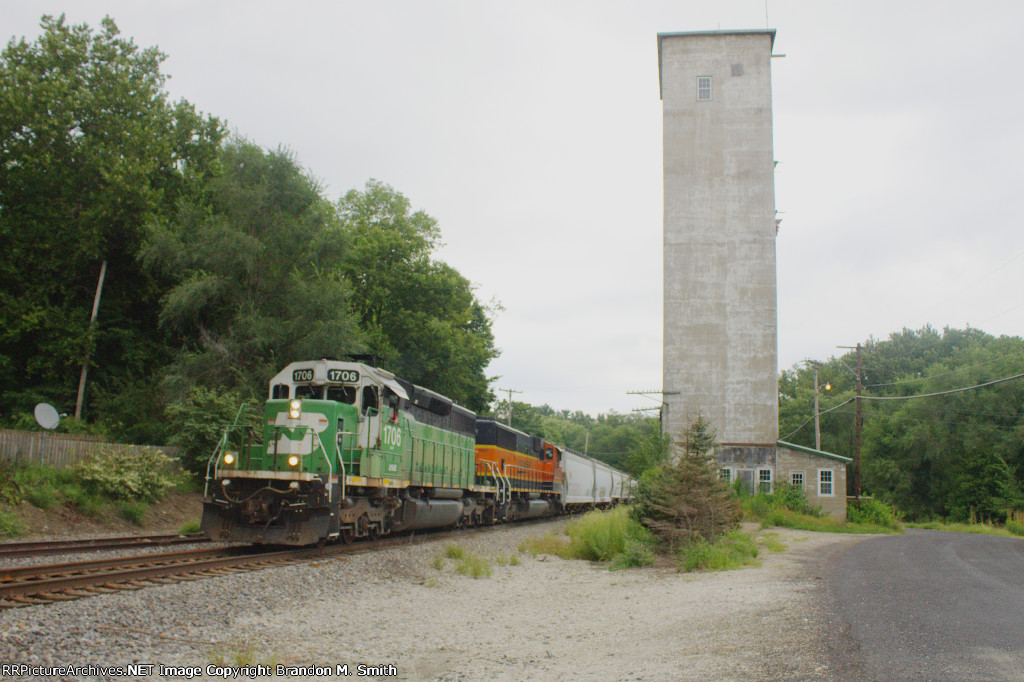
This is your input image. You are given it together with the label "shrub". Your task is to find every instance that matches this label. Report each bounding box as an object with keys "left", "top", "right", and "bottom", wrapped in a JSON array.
[
  {"left": 743, "top": 483, "right": 821, "bottom": 520},
  {"left": 771, "top": 482, "right": 820, "bottom": 516},
  {"left": 610, "top": 533, "right": 656, "bottom": 570},
  {"left": 72, "top": 445, "right": 176, "bottom": 502},
  {"left": 1006, "top": 511, "right": 1024, "bottom": 537},
  {"left": 166, "top": 387, "right": 258, "bottom": 476},
  {"left": 847, "top": 498, "right": 899, "bottom": 529}
]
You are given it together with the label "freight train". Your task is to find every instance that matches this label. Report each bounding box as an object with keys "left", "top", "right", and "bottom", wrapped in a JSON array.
[{"left": 201, "top": 359, "right": 632, "bottom": 545}]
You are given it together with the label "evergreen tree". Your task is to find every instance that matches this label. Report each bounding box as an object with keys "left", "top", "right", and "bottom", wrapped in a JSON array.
[{"left": 633, "top": 413, "right": 740, "bottom": 552}]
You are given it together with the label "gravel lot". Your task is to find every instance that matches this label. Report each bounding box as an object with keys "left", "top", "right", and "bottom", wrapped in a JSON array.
[{"left": 0, "top": 521, "right": 870, "bottom": 681}]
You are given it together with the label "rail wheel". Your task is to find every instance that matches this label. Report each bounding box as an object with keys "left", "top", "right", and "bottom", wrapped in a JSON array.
[{"left": 356, "top": 513, "right": 370, "bottom": 538}]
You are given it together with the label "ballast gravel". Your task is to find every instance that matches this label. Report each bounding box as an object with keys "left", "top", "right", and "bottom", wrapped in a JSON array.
[{"left": 0, "top": 521, "right": 871, "bottom": 681}]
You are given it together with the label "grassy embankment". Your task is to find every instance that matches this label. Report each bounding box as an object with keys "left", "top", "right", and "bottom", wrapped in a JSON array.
[{"left": 0, "top": 446, "right": 199, "bottom": 537}]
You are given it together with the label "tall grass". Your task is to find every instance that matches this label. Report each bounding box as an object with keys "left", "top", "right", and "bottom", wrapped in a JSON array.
[
  {"left": 678, "top": 529, "right": 760, "bottom": 572},
  {"left": 565, "top": 506, "right": 655, "bottom": 569}
]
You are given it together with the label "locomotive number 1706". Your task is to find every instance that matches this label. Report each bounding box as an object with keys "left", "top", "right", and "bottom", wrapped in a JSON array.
[
  {"left": 328, "top": 369, "right": 360, "bottom": 383},
  {"left": 381, "top": 423, "right": 402, "bottom": 448}
]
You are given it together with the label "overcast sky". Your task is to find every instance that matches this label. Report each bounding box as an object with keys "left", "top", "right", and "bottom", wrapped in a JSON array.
[{"left": 8, "top": 1, "right": 1024, "bottom": 415}]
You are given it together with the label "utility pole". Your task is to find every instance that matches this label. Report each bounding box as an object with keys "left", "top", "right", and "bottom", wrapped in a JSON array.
[
  {"left": 854, "top": 342, "right": 863, "bottom": 502},
  {"left": 813, "top": 367, "right": 822, "bottom": 451},
  {"left": 499, "top": 387, "right": 522, "bottom": 427},
  {"left": 75, "top": 260, "right": 107, "bottom": 420},
  {"left": 837, "top": 343, "right": 863, "bottom": 502}
]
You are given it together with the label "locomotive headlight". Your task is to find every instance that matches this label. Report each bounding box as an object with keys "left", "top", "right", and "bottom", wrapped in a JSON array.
[
  {"left": 288, "top": 399, "right": 302, "bottom": 420},
  {"left": 288, "top": 455, "right": 300, "bottom": 467},
  {"left": 222, "top": 452, "right": 236, "bottom": 466}
]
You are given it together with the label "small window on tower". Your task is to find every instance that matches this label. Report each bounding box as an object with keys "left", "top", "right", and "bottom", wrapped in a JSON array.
[{"left": 697, "top": 76, "right": 712, "bottom": 101}]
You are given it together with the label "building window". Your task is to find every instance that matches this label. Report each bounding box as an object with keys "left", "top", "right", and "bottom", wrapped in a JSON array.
[
  {"left": 697, "top": 76, "right": 712, "bottom": 101},
  {"left": 791, "top": 471, "right": 804, "bottom": 489},
  {"left": 757, "top": 468, "right": 772, "bottom": 494},
  {"left": 719, "top": 468, "right": 732, "bottom": 483},
  {"left": 819, "top": 469, "right": 834, "bottom": 497}
]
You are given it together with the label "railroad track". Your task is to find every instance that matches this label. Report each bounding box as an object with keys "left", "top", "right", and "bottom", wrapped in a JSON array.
[
  {"left": 0, "top": 517, "right": 565, "bottom": 609},
  {"left": 0, "top": 544, "right": 318, "bottom": 609},
  {"left": 0, "top": 532, "right": 210, "bottom": 559}
]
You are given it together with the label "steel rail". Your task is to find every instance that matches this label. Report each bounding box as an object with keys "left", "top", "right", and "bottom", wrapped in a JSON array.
[
  {"left": 0, "top": 533, "right": 210, "bottom": 559},
  {"left": 0, "top": 516, "right": 566, "bottom": 608},
  {"left": 0, "top": 546, "right": 301, "bottom": 605}
]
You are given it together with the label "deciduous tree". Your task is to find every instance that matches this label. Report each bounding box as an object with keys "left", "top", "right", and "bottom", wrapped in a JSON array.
[{"left": 0, "top": 15, "right": 223, "bottom": 425}]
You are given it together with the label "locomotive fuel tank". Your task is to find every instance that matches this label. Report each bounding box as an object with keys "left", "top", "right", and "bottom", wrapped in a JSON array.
[{"left": 391, "top": 497, "right": 465, "bottom": 532}]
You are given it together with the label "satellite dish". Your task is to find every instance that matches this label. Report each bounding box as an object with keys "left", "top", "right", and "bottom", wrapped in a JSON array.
[{"left": 34, "top": 403, "right": 60, "bottom": 430}]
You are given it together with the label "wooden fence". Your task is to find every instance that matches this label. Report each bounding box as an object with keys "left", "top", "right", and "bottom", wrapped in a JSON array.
[{"left": 0, "top": 429, "right": 180, "bottom": 469}]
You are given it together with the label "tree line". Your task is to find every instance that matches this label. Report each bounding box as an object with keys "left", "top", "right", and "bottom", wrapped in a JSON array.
[
  {"left": 0, "top": 16, "right": 498, "bottom": 444},
  {"left": 780, "top": 325, "right": 1024, "bottom": 522}
]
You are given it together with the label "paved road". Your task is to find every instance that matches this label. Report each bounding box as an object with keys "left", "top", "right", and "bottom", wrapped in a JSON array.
[{"left": 823, "top": 528, "right": 1024, "bottom": 681}]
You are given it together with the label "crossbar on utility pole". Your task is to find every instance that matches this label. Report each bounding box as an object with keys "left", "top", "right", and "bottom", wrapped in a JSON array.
[{"left": 499, "top": 387, "right": 522, "bottom": 426}]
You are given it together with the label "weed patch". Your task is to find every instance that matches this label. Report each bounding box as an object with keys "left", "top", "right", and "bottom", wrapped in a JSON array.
[
  {"left": 455, "top": 554, "right": 493, "bottom": 579},
  {"left": 756, "top": 532, "right": 787, "bottom": 553},
  {"left": 117, "top": 500, "right": 148, "bottom": 525},
  {"left": 518, "top": 532, "right": 570, "bottom": 558},
  {"left": 0, "top": 510, "right": 24, "bottom": 537},
  {"left": 678, "top": 529, "right": 760, "bottom": 572},
  {"left": 443, "top": 544, "right": 467, "bottom": 560}
]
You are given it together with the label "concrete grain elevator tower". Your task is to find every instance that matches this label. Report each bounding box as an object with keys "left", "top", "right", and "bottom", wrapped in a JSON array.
[{"left": 659, "top": 30, "right": 779, "bottom": 454}]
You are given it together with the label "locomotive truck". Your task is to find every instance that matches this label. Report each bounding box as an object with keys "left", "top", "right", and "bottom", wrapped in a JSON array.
[{"left": 201, "top": 359, "right": 632, "bottom": 545}]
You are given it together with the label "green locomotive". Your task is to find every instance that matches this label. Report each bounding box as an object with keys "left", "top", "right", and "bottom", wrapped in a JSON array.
[{"left": 201, "top": 359, "right": 488, "bottom": 545}]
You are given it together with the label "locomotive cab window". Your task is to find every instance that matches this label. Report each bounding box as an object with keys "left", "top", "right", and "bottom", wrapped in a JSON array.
[
  {"left": 271, "top": 384, "right": 290, "bottom": 399},
  {"left": 295, "top": 385, "right": 321, "bottom": 399},
  {"left": 361, "top": 386, "right": 379, "bottom": 414},
  {"left": 326, "top": 385, "right": 357, "bottom": 404}
]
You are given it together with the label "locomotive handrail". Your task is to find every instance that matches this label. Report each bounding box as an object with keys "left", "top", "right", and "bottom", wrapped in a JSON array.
[
  {"left": 311, "top": 429, "right": 332, "bottom": 494},
  {"left": 204, "top": 403, "right": 253, "bottom": 496},
  {"left": 484, "top": 461, "right": 510, "bottom": 505},
  {"left": 337, "top": 429, "right": 357, "bottom": 501},
  {"left": 203, "top": 427, "right": 230, "bottom": 498}
]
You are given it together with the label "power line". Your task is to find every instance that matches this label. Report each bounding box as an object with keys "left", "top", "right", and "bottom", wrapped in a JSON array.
[
  {"left": 918, "top": 245, "right": 1024, "bottom": 319},
  {"left": 780, "top": 398, "right": 853, "bottom": 441},
  {"left": 858, "top": 372, "right": 1024, "bottom": 401}
]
